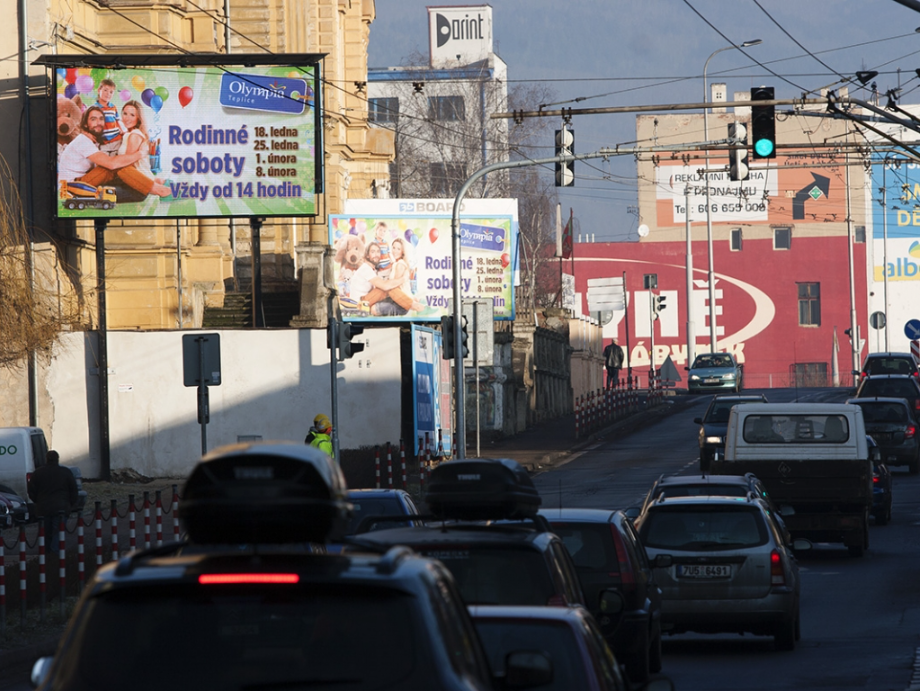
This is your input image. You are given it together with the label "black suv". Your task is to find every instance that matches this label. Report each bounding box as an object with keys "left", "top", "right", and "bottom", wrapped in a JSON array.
[
  {"left": 858, "top": 352, "right": 920, "bottom": 383},
  {"left": 847, "top": 397, "right": 920, "bottom": 473},
  {"left": 349, "top": 459, "right": 589, "bottom": 610},
  {"left": 855, "top": 374, "right": 920, "bottom": 422},
  {"left": 694, "top": 393, "right": 768, "bottom": 471},
  {"left": 540, "top": 508, "right": 670, "bottom": 684},
  {"left": 31, "top": 444, "right": 551, "bottom": 691}
]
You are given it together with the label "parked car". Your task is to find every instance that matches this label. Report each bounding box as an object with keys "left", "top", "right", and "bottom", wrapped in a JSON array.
[
  {"left": 0, "top": 483, "right": 29, "bottom": 528},
  {"left": 857, "top": 351, "right": 920, "bottom": 383},
  {"left": 348, "top": 459, "right": 589, "bottom": 609},
  {"left": 694, "top": 393, "right": 769, "bottom": 470},
  {"left": 846, "top": 396, "right": 920, "bottom": 473},
  {"left": 635, "top": 494, "right": 809, "bottom": 650},
  {"left": 470, "top": 605, "right": 674, "bottom": 691},
  {"left": 867, "top": 436, "right": 893, "bottom": 525},
  {"left": 541, "top": 508, "right": 670, "bottom": 683},
  {"left": 32, "top": 443, "right": 551, "bottom": 691},
  {"left": 854, "top": 374, "right": 920, "bottom": 422},
  {"left": 685, "top": 353, "right": 744, "bottom": 394}
]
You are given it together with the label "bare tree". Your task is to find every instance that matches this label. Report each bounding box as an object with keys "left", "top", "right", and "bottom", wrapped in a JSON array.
[{"left": 0, "top": 156, "right": 85, "bottom": 367}]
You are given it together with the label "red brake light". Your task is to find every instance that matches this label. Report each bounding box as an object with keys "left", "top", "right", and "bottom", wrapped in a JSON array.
[
  {"left": 770, "top": 549, "right": 785, "bottom": 586},
  {"left": 873, "top": 476, "right": 879, "bottom": 484},
  {"left": 198, "top": 573, "right": 299, "bottom": 585},
  {"left": 906, "top": 425, "right": 917, "bottom": 439},
  {"left": 609, "top": 525, "right": 636, "bottom": 589}
]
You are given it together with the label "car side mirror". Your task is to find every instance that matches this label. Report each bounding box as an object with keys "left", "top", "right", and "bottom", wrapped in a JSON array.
[
  {"left": 31, "top": 657, "right": 53, "bottom": 688},
  {"left": 693, "top": 417, "right": 703, "bottom": 425},
  {"left": 684, "top": 366, "right": 690, "bottom": 371},
  {"left": 599, "top": 589, "right": 624, "bottom": 615},
  {"left": 792, "top": 538, "right": 812, "bottom": 551},
  {"left": 651, "top": 554, "right": 672, "bottom": 569},
  {"left": 780, "top": 505, "right": 796, "bottom": 517},
  {"left": 624, "top": 506, "right": 641, "bottom": 521},
  {"left": 503, "top": 650, "right": 553, "bottom": 688}
]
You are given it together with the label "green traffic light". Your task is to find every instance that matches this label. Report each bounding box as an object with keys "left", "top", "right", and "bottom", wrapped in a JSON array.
[{"left": 754, "top": 138, "right": 774, "bottom": 157}]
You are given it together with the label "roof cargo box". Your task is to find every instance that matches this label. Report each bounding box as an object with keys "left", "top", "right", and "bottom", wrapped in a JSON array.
[
  {"left": 180, "top": 442, "right": 351, "bottom": 544},
  {"left": 425, "top": 458, "right": 541, "bottom": 521}
]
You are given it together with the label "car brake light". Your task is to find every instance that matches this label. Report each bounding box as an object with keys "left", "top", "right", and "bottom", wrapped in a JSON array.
[
  {"left": 609, "top": 525, "right": 636, "bottom": 591},
  {"left": 914, "top": 399, "right": 920, "bottom": 412},
  {"left": 198, "top": 573, "right": 299, "bottom": 585},
  {"left": 907, "top": 425, "right": 917, "bottom": 439},
  {"left": 770, "top": 549, "right": 785, "bottom": 586},
  {"left": 873, "top": 476, "right": 879, "bottom": 484}
]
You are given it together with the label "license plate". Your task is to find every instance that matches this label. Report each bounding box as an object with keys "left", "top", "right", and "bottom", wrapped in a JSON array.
[
  {"left": 677, "top": 564, "right": 732, "bottom": 578},
  {"left": 704, "top": 378, "right": 719, "bottom": 384}
]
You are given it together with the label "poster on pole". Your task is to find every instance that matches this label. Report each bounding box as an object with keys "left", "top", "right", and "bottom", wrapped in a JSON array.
[
  {"left": 411, "top": 325, "right": 452, "bottom": 455},
  {"left": 38, "top": 54, "right": 323, "bottom": 220}
]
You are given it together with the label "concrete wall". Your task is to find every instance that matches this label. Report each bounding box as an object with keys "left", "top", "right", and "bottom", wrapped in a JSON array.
[{"left": 22, "top": 327, "right": 402, "bottom": 479}]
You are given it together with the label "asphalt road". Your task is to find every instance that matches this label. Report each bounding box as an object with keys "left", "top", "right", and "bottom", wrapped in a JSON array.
[{"left": 534, "top": 387, "right": 919, "bottom": 691}]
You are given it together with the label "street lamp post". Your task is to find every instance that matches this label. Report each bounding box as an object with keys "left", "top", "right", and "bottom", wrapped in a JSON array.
[{"left": 702, "top": 39, "right": 762, "bottom": 353}]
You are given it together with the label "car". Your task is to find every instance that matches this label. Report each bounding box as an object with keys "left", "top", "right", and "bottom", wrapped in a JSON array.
[
  {"left": 846, "top": 396, "right": 920, "bottom": 473},
  {"left": 857, "top": 351, "right": 920, "bottom": 383},
  {"left": 694, "top": 393, "right": 769, "bottom": 470},
  {"left": 348, "top": 459, "right": 588, "bottom": 609},
  {"left": 469, "top": 605, "right": 675, "bottom": 691},
  {"left": 345, "top": 488, "right": 423, "bottom": 534},
  {"left": 634, "top": 494, "right": 809, "bottom": 651},
  {"left": 541, "top": 508, "right": 670, "bottom": 683},
  {"left": 630, "top": 472, "right": 779, "bottom": 521},
  {"left": 854, "top": 374, "right": 920, "bottom": 422},
  {"left": 0, "top": 483, "right": 29, "bottom": 527},
  {"left": 31, "top": 442, "right": 551, "bottom": 691},
  {"left": 867, "top": 436, "right": 893, "bottom": 526},
  {"left": 685, "top": 353, "right": 744, "bottom": 394}
]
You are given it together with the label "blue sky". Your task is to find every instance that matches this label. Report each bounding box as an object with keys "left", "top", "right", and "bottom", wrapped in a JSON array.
[{"left": 368, "top": 0, "right": 920, "bottom": 241}]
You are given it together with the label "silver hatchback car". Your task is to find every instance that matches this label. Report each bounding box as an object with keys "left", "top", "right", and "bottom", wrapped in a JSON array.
[{"left": 635, "top": 494, "right": 808, "bottom": 651}]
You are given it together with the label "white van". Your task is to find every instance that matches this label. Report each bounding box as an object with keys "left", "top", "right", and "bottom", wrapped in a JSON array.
[{"left": 0, "top": 427, "right": 86, "bottom": 511}]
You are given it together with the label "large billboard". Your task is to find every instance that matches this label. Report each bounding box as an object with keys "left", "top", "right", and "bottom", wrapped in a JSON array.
[
  {"left": 330, "top": 214, "right": 515, "bottom": 322},
  {"left": 40, "top": 54, "right": 322, "bottom": 220}
]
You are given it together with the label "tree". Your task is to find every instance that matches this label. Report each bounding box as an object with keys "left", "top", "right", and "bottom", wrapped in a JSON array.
[{"left": 0, "top": 156, "right": 84, "bottom": 367}]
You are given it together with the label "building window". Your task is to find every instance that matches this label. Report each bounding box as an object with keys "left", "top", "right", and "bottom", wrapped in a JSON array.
[
  {"left": 369, "top": 97, "right": 399, "bottom": 125},
  {"left": 428, "top": 96, "right": 465, "bottom": 122},
  {"left": 855, "top": 225, "right": 866, "bottom": 243},
  {"left": 774, "top": 227, "right": 791, "bottom": 250},
  {"left": 730, "top": 228, "right": 743, "bottom": 251},
  {"left": 430, "top": 162, "right": 467, "bottom": 196},
  {"left": 798, "top": 282, "right": 820, "bottom": 326}
]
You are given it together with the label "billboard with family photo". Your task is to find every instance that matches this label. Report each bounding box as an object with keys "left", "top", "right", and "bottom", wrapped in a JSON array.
[
  {"left": 330, "top": 214, "right": 516, "bottom": 322},
  {"left": 40, "top": 54, "right": 322, "bottom": 220}
]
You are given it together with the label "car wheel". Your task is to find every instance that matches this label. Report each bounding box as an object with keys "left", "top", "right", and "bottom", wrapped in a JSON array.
[
  {"left": 774, "top": 616, "right": 796, "bottom": 651},
  {"left": 648, "top": 628, "right": 663, "bottom": 674},
  {"left": 875, "top": 506, "right": 889, "bottom": 526},
  {"left": 910, "top": 456, "right": 920, "bottom": 475},
  {"left": 794, "top": 609, "right": 801, "bottom": 642},
  {"left": 848, "top": 543, "right": 865, "bottom": 557},
  {"left": 625, "top": 630, "right": 651, "bottom": 683}
]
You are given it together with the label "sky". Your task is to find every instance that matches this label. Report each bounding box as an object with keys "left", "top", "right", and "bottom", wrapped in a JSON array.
[{"left": 367, "top": 0, "right": 920, "bottom": 241}]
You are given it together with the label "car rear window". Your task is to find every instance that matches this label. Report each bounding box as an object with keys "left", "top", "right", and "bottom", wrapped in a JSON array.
[
  {"left": 474, "top": 618, "right": 588, "bottom": 691},
  {"left": 548, "top": 523, "right": 615, "bottom": 571},
  {"left": 657, "top": 484, "right": 749, "bottom": 499},
  {"left": 853, "top": 402, "right": 909, "bottom": 424},
  {"left": 865, "top": 358, "right": 917, "bottom": 375},
  {"left": 345, "top": 497, "right": 410, "bottom": 534},
  {"left": 639, "top": 507, "right": 767, "bottom": 550},
  {"left": 420, "top": 546, "right": 555, "bottom": 605},
  {"left": 54, "top": 584, "right": 426, "bottom": 690},
  {"left": 742, "top": 414, "right": 849, "bottom": 443},
  {"left": 859, "top": 380, "right": 920, "bottom": 400}
]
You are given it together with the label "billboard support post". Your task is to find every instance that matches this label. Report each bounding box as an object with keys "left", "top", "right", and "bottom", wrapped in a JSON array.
[
  {"left": 250, "top": 217, "right": 264, "bottom": 328},
  {"left": 95, "top": 219, "right": 111, "bottom": 481}
]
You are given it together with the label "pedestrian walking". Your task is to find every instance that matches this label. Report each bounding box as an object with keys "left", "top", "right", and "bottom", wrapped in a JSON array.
[
  {"left": 27, "top": 449, "right": 78, "bottom": 538},
  {"left": 603, "top": 337, "right": 625, "bottom": 389},
  {"left": 305, "top": 414, "right": 334, "bottom": 456}
]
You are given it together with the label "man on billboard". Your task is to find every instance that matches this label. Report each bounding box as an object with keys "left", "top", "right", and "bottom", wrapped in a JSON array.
[
  {"left": 58, "top": 106, "right": 172, "bottom": 200},
  {"left": 350, "top": 241, "right": 423, "bottom": 316}
]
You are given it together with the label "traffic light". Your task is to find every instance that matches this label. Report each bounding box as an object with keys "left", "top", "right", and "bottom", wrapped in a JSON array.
[
  {"left": 555, "top": 128, "right": 574, "bottom": 187},
  {"left": 652, "top": 294, "right": 667, "bottom": 319},
  {"left": 441, "top": 315, "right": 456, "bottom": 360},
  {"left": 458, "top": 315, "right": 470, "bottom": 359},
  {"left": 728, "top": 122, "right": 749, "bottom": 182},
  {"left": 337, "top": 323, "right": 365, "bottom": 361},
  {"left": 750, "top": 86, "right": 776, "bottom": 159}
]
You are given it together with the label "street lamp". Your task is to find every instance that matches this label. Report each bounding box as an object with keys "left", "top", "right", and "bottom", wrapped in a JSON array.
[{"left": 702, "top": 39, "right": 762, "bottom": 353}]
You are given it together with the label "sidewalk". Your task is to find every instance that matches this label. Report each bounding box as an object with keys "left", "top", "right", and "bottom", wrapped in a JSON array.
[{"left": 474, "top": 390, "right": 698, "bottom": 473}]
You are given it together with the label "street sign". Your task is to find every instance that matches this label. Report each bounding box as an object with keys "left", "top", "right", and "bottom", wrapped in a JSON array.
[
  {"left": 906, "top": 319, "right": 920, "bottom": 341},
  {"left": 182, "top": 334, "right": 221, "bottom": 387},
  {"left": 869, "top": 311, "right": 886, "bottom": 330},
  {"left": 586, "top": 277, "right": 625, "bottom": 312}
]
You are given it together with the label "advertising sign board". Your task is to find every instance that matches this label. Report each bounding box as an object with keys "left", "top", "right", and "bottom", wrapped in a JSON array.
[
  {"left": 428, "top": 5, "right": 493, "bottom": 67},
  {"left": 331, "top": 214, "right": 515, "bottom": 322},
  {"left": 412, "top": 325, "right": 452, "bottom": 455},
  {"left": 39, "top": 54, "right": 322, "bottom": 220}
]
